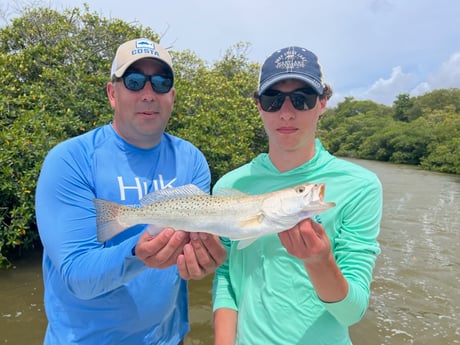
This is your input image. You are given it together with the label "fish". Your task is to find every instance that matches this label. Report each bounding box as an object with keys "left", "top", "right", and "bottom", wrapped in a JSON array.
[{"left": 94, "top": 183, "right": 335, "bottom": 249}]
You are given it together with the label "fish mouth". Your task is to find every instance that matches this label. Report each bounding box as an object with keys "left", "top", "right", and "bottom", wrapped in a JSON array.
[
  {"left": 310, "top": 184, "right": 336, "bottom": 209},
  {"left": 317, "top": 183, "right": 325, "bottom": 199},
  {"left": 304, "top": 183, "right": 329, "bottom": 205}
]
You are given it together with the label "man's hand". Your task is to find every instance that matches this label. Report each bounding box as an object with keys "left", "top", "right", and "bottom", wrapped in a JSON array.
[
  {"left": 177, "top": 233, "right": 227, "bottom": 280},
  {"left": 135, "top": 227, "right": 190, "bottom": 268},
  {"left": 134, "top": 227, "right": 227, "bottom": 280}
]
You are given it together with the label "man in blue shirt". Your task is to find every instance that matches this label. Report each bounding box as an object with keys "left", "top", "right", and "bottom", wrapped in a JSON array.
[{"left": 35, "top": 38, "right": 226, "bottom": 345}]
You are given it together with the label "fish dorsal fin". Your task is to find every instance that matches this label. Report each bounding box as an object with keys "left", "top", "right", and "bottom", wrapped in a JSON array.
[
  {"left": 140, "top": 184, "right": 207, "bottom": 206},
  {"left": 213, "top": 188, "right": 248, "bottom": 197}
]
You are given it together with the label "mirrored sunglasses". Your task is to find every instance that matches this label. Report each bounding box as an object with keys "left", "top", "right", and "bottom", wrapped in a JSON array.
[
  {"left": 122, "top": 72, "right": 173, "bottom": 93},
  {"left": 259, "top": 88, "right": 318, "bottom": 112}
]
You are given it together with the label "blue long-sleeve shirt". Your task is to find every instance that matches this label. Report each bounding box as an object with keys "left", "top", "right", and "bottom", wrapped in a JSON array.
[{"left": 35, "top": 124, "right": 210, "bottom": 345}]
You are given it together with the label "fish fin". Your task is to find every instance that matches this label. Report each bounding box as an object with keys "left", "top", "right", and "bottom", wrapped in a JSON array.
[
  {"left": 233, "top": 213, "right": 265, "bottom": 249},
  {"left": 239, "top": 213, "right": 265, "bottom": 228},
  {"left": 94, "top": 198, "right": 129, "bottom": 242},
  {"left": 140, "top": 184, "right": 207, "bottom": 206},
  {"left": 237, "top": 238, "right": 259, "bottom": 249},
  {"left": 213, "top": 187, "right": 248, "bottom": 197},
  {"left": 146, "top": 224, "right": 163, "bottom": 237}
]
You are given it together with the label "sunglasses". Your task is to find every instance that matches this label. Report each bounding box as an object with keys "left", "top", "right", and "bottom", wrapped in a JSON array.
[
  {"left": 259, "top": 88, "right": 318, "bottom": 112},
  {"left": 121, "top": 72, "right": 173, "bottom": 93}
]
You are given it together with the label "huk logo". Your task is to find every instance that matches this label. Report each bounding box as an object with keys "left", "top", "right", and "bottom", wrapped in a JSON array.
[{"left": 117, "top": 175, "right": 177, "bottom": 201}]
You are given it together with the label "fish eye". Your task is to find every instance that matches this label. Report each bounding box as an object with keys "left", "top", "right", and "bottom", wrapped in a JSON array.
[{"left": 296, "top": 186, "right": 305, "bottom": 193}]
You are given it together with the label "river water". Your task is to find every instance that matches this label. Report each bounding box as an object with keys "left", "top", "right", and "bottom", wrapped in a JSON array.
[{"left": 1, "top": 159, "right": 459, "bottom": 345}]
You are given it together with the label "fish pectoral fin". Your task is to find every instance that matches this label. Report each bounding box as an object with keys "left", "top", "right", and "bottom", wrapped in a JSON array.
[
  {"left": 237, "top": 237, "right": 259, "bottom": 250},
  {"left": 146, "top": 224, "right": 163, "bottom": 237},
  {"left": 235, "top": 213, "right": 265, "bottom": 249},
  {"left": 239, "top": 213, "right": 264, "bottom": 228}
]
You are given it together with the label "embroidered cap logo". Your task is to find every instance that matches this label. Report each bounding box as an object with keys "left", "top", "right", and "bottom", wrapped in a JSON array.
[{"left": 275, "top": 47, "right": 308, "bottom": 73}]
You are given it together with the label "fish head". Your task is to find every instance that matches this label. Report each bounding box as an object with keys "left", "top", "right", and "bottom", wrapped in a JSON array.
[
  {"left": 298, "top": 183, "right": 336, "bottom": 215},
  {"left": 262, "top": 183, "right": 335, "bottom": 222}
]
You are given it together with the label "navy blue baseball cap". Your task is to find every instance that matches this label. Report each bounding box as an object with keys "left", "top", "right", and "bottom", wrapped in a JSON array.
[{"left": 258, "top": 46, "right": 325, "bottom": 96}]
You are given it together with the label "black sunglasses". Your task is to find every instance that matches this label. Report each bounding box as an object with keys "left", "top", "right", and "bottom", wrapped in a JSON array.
[
  {"left": 121, "top": 72, "right": 173, "bottom": 93},
  {"left": 259, "top": 88, "right": 318, "bottom": 112}
]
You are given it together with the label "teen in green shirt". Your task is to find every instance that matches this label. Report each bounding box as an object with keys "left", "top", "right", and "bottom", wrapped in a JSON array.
[{"left": 212, "top": 46, "right": 382, "bottom": 345}]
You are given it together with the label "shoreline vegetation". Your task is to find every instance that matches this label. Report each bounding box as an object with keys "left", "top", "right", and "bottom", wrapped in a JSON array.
[{"left": 1, "top": 5, "right": 459, "bottom": 266}]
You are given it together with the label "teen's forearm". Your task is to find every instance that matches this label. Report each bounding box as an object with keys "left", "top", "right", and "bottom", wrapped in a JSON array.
[
  {"left": 304, "top": 252, "right": 348, "bottom": 302},
  {"left": 213, "top": 308, "right": 237, "bottom": 345}
]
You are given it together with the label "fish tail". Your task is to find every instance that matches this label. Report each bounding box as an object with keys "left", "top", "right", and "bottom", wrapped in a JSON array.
[{"left": 93, "top": 198, "right": 129, "bottom": 242}]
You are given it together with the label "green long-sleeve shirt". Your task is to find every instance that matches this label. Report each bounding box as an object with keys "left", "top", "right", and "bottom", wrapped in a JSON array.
[{"left": 212, "top": 139, "right": 382, "bottom": 345}]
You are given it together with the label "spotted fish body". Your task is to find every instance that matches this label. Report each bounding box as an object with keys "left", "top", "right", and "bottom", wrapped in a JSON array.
[{"left": 94, "top": 183, "right": 335, "bottom": 248}]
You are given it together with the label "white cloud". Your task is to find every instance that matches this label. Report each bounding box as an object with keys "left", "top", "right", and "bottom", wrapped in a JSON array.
[
  {"left": 333, "top": 51, "right": 460, "bottom": 106},
  {"left": 410, "top": 82, "right": 431, "bottom": 97},
  {"left": 369, "top": 0, "right": 393, "bottom": 13},
  {"left": 428, "top": 52, "right": 460, "bottom": 89},
  {"left": 349, "top": 66, "right": 414, "bottom": 105}
]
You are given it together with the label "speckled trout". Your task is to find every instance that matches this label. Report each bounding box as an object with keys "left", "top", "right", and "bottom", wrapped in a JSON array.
[{"left": 94, "top": 183, "right": 335, "bottom": 248}]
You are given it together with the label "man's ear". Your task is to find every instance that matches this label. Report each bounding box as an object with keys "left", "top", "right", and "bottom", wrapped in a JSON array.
[{"left": 107, "top": 82, "right": 116, "bottom": 110}]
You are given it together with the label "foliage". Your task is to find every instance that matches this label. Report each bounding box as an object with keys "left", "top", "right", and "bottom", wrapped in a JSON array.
[
  {"left": 1, "top": 4, "right": 459, "bottom": 266},
  {"left": 168, "top": 45, "right": 263, "bottom": 184},
  {"left": 393, "top": 93, "right": 414, "bottom": 122},
  {"left": 419, "top": 105, "right": 460, "bottom": 174},
  {"left": 0, "top": 5, "right": 264, "bottom": 266},
  {"left": 0, "top": 4, "right": 159, "bottom": 266},
  {"left": 318, "top": 97, "right": 392, "bottom": 156},
  {"left": 319, "top": 91, "right": 460, "bottom": 174}
]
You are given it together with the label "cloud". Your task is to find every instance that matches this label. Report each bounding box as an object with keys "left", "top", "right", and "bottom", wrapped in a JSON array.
[
  {"left": 409, "top": 51, "right": 460, "bottom": 98},
  {"left": 332, "top": 51, "right": 460, "bottom": 107},
  {"left": 428, "top": 51, "right": 460, "bottom": 89},
  {"left": 410, "top": 82, "right": 431, "bottom": 97},
  {"left": 349, "top": 66, "right": 414, "bottom": 106},
  {"left": 369, "top": 0, "right": 393, "bottom": 13}
]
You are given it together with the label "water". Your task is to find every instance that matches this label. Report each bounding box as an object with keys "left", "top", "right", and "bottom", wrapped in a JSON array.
[
  {"left": 347, "top": 159, "right": 460, "bottom": 345},
  {"left": 1, "top": 159, "right": 459, "bottom": 345},
  {"left": 0, "top": 250, "right": 46, "bottom": 344}
]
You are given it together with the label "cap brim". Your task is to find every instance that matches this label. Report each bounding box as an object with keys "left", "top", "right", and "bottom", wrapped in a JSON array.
[
  {"left": 258, "top": 74, "right": 323, "bottom": 95},
  {"left": 112, "top": 57, "right": 173, "bottom": 79}
]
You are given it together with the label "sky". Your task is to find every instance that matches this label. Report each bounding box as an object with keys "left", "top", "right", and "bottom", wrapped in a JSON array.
[{"left": 8, "top": 0, "right": 460, "bottom": 106}]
